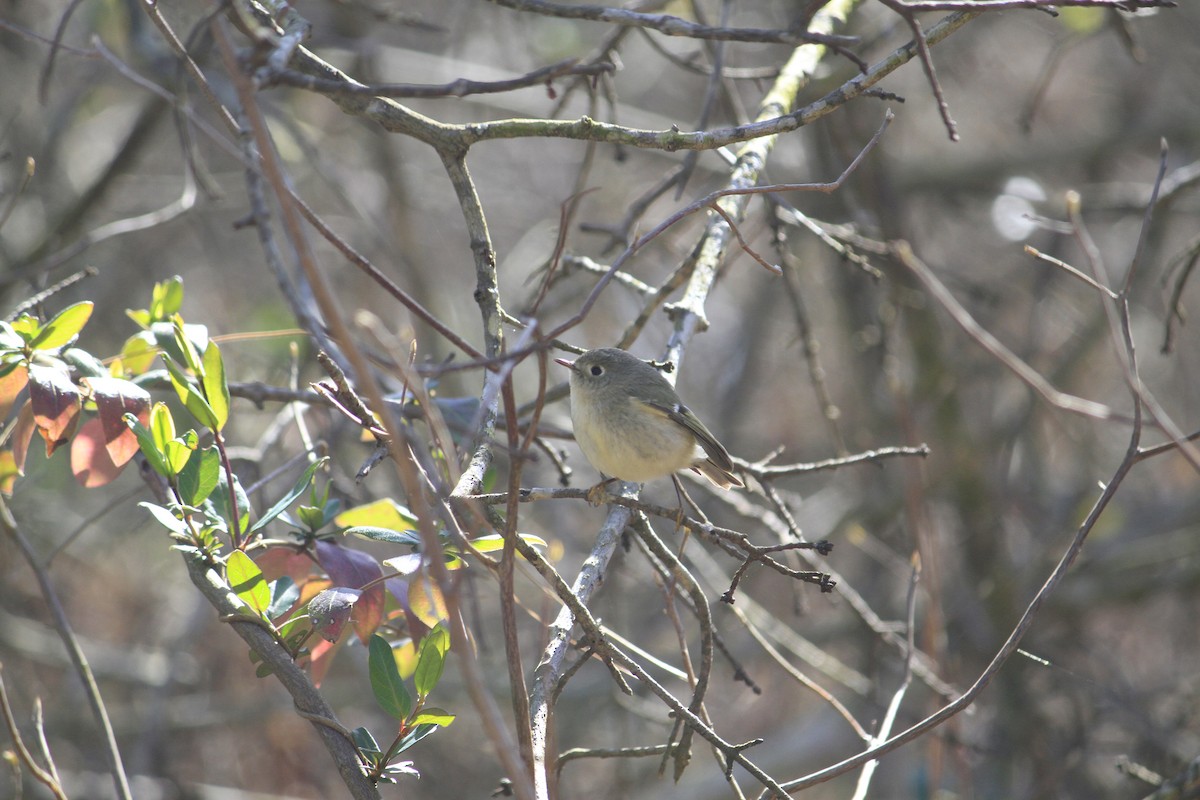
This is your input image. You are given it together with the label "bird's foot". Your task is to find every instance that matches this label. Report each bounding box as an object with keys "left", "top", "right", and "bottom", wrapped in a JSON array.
[{"left": 585, "top": 478, "right": 618, "bottom": 506}]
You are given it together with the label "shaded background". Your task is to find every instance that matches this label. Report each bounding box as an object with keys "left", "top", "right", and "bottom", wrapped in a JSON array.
[{"left": 1, "top": 0, "right": 1198, "bottom": 798}]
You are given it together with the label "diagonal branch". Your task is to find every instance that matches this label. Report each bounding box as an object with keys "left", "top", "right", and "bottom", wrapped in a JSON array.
[{"left": 893, "top": 241, "right": 1128, "bottom": 423}]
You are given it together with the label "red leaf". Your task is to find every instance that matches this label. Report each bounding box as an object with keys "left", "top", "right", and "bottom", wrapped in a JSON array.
[
  {"left": 27, "top": 364, "right": 81, "bottom": 456},
  {"left": 71, "top": 417, "right": 123, "bottom": 488},
  {"left": 83, "top": 376, "right": 151, "bottom": 467}
]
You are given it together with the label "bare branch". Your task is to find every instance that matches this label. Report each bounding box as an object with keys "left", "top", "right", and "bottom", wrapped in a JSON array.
[
  {"left": 484, "top": 0, "right": 859, "bottom": 48},
  {"left": 262, "top": 58, "right": 615, "bottom": 98}
]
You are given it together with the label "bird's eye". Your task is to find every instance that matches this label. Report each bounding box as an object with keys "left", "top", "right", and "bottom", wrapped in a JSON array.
[{"left": 590, "top": 365, "right": 604, "bottom": 377}]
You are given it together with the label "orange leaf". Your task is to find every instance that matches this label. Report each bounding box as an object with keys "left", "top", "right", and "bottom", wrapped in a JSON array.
[
  {"left": 71, "top": 417, "right": 123, "bottom": 488},
  {"left": 83, "top": 377, "right": 151, "bottom": 468},
  {"left": 352, "top": 585, "right": 384, "bottom": 644},
  {"left": 27, "top": 364, "right": 81, "bottom": 456},
  {"left": 299, "top": 577, "right": 331, "bottom": 605},
  {"left": 255, "top": 547, "right": 317, "bottom": 585},
  {"left": 408, "top": 573, "right": 449, "bottom": 628},
  {"left": 0, "top": 364, "right": 28, "bottom": 421}
]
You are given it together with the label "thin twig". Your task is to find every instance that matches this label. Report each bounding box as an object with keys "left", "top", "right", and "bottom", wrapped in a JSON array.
[
  {"left": 739, "top": 443, "right": 929, "bottom": 478},
  {"left": 849, "top": 560, "right": 919, "bottom": 799},
  {"left": 1024, "top": 245, "right": 1119, "bottom": 299},
  {"left": 877, "top": 0, "right": 958, "bottom": 140},
  {"left": 0, "top": 497, "right": 133, "bottom": 800},
  {"left": 630, "top": 513, "right": 715, "bottom": 780},
  {"left": 0, "top": 668, "right": 69, "bottom": 800},
  {"left": 729, "top": 603, "right": 871, "bottom": 741},
  {"left": 7, "top": 267, "right": 99, "bottom": 318}
]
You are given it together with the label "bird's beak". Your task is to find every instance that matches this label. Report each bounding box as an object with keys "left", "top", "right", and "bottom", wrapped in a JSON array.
[{"left": 554, "top": 357, "right": 575, "bottom": 372}]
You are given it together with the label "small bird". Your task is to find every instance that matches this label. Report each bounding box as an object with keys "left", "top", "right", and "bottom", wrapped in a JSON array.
[{"left": 556, "top": 348, "right": 742, "bottom": 493}]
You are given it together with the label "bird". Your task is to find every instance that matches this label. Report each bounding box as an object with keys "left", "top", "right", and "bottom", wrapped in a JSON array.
[{"left": 556, "top": 348, "right": 742, "bottom": 496}]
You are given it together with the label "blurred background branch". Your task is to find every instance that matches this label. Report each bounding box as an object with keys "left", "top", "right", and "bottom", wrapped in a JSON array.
[{"left": 0, "top": 0, "right": 1196, "bottom": 799}]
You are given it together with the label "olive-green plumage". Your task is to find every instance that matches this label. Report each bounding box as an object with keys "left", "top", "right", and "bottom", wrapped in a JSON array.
[{"left": 557, "top": 348, "right": 742, "bottom": 490}]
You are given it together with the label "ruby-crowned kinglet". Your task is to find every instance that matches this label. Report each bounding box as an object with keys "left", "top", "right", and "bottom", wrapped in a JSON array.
[{"left": 556, "top": 348, "right": 743, "bottom": 490}]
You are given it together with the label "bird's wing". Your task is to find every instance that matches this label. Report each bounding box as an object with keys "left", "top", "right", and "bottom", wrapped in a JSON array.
[{"left": 643, "top": 400, "right": 735, "bottom": 472}]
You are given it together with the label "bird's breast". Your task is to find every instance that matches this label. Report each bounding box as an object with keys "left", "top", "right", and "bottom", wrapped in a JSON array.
[{"left": 571, "top": 394, "right": 698, "bottom": 482}]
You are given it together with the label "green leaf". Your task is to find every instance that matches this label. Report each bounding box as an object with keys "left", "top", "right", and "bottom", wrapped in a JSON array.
[
  {"left": 413, "top": 624, "right": 450, "bottom": 700},
  {"left": 410, "top": 708, "right": 455, "bottom": 727},
  {"left": 211, "top": 469, "right": 251, "bottom": 535},
  {"left": 61, "top": 348, "right": 108, "bottom": 379},
  {"left": 368, "top": 634, "right": 411, "bottom": 720},
  {"left": 345, "top": 526, "right": 421, "bottom": 546},
  {"left": 10, "top": 314, "right": 39, "bottom": 342},
  {"left": 177, "top": 446, "right": 221, "bottom": 506},
  {"left": 334, "top": 498, "right": 419, "bottom": 532},
  {"left": 470, "top": 533, "right": 549, "bottom": 554},
  {"left": 296, "top": 505, "right": 327, "bottom": 532},
  {"left": 119, "top": 332, "right": 159, "bottom": 375},
  {"left": 126, "top": 308, "right": 152, "bottom": 330},
  {"left": 149, "top": 402, "right": 176, "bottom": 456},
  {"left": 162, "top": 441, "right": 193, "bottom": 475},
  {"left": 392, "top": 723, "right": 437, "bottom": 755},
  {"left": 163, "top": 357, "right": 190, "bottom": 400},
  {"left": 201, "top": 341, "right": 230, "bottom": 431},
  {"left": 150, "top": 321, "right": 208, "bottom": 367},
  {"left": 248, "top": 458, "right": 328, "bottom": 534},
  {"left": 164, "top": 358, "right": 219, "bottom": 430},
  {"left": 275, "top": 617, "right": 313, "bottom": 659},
  {"left": 161, "top": 430, "right": 196, "bottom": 475},
  {"left": 1059, "top": 6, "right": 1104, "bottom": 34},
  {"left": 350, "top": 726, "right": 382, "bottom": 759},
  {"left": 172, "top": 315, "right": 204, "bottom": 376},
  {"left": 28, "top": 302, "right": 93, "bottom": 351},
  {"left": 138, "top": 502, "right": 187, "bottom": 534},
  {"left": 227, "top": 551, "right": 270, "bottom": 617},
  {"left": 151, "top": 276, "right": 184, "bottom": 320},
  {"left": 276, "top": 613, "right": 311, "bottom": 643},
  {"left": 124, "top": 413, "right": 170, "bottom": 477},
  {"left": 267, "top": 576, "right": 300, "bottom": 619}
]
